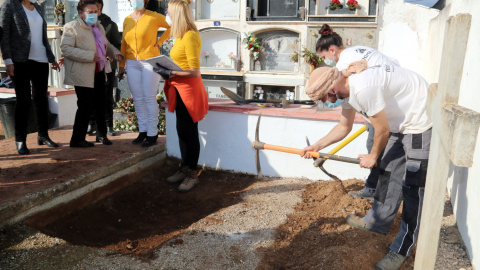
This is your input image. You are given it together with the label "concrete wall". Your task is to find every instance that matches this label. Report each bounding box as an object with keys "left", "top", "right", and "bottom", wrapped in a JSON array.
[
  {"left": 378, "top": 0, "right": 480, "bottom": 267},
  {"left": 166, "top": 110, "right": 370, "bottom": 181}
]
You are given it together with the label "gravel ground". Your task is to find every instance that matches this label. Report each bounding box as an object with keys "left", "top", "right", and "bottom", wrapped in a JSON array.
[{"left": 0, "top": 171, "right": 473, "bottom": 270}]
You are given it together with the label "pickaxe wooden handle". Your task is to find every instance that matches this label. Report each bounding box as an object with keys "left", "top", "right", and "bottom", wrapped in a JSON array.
[{"left": 252, "top": 141, "right": 361, "bottom": 164}]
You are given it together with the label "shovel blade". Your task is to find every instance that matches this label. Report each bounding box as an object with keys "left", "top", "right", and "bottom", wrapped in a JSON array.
[{"left": 221, "top": 87, "right": 249, "bottom": 105}]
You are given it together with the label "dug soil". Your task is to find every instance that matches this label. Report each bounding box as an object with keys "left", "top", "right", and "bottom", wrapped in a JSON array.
[{"left": 1, "top": 162, "right": 470, "bottom": 269}]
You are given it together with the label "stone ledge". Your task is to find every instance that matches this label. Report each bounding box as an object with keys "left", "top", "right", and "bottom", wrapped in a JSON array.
[
  {"left": 0, "top": 141, "right": 166, "bottom": 227},
  {"left": 0, "top": 87, "right": 75, "bottom": 97}
]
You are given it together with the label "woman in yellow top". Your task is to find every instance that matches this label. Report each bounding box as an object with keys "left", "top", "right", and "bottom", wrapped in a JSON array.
[
  {"left": 156, "top": 0, "right": 208, "bottom": 192},
  {"left": 118, "top": 0, "right": 170, "bottom": 147}
]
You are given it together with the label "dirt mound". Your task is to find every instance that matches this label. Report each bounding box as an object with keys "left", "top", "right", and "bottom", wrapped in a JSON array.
[{"left": 258, "top": 179, "right": 414, "bottom": 270}]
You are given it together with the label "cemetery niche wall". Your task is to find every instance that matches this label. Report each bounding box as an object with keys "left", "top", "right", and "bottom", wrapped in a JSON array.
[
  {"left": 254, "top": 30, "right": 299, "bottom": 72},
  {"left": 307, "top": 0, "right": 377, "bottom": 22},
  {"left": 199, "top": 29, "right": 240, "bottom": 70},
  {"left": 247, "top": 0, "right": 306, "bottom": 21},
  {"left": 196, "top": 0, "right": 240, "bottom": 20}
]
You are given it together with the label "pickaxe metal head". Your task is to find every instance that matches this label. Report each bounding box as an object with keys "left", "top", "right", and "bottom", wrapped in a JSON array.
[{"left": 254, "top": 113, "right": 264, "bottom": 178}]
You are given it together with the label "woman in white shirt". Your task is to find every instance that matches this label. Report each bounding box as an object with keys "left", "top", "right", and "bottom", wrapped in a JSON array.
[{"left": 0, "top": 0, "right": 60, "bottom": 155}]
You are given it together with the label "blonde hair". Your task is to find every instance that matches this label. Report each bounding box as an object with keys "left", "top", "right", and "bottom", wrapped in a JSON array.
[{"left": 168, "top": 0, "right": 198, "bottom": 38}]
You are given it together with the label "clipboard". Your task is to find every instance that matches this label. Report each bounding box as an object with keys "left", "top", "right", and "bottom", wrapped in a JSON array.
[{"left": 146, "top": 55, "right": 183, "bottom": 71}]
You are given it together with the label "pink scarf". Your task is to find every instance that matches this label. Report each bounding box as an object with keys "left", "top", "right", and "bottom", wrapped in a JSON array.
[{"left": 91, "top": 24, "right": 107, "bottom": 72}]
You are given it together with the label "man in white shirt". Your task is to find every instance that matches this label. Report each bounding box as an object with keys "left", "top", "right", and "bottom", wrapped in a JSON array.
[{"left": 302, "top": 62, "right": 432, "bottom": 270}]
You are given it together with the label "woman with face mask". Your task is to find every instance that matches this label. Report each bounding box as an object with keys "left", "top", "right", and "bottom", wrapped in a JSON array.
[
  {"left": 0, "top": 0, "right": 61, "bottom": 155},
  {"left": 314, "top": 24, "right": 400, "bottom": 201},
  {"left": 60, "top": 0, "right": 124, "bottom": 148},
  {"left": 118, "top": 0, "right": 171, "bottom": 147},
  {"left": 155, "top": 0, "right": 208, "bottom": 193}
]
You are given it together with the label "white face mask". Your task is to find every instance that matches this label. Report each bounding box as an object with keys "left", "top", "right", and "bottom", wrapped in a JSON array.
[
  {"left": 165, "top": 14, "right": 172, "bottom": 26},
  {"left": 28, "top": 0, "right": 37, "bottom": 3}
]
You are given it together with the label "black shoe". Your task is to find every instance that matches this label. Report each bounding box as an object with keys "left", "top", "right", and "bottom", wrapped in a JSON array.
[
  {"left": 37, "top": 136, "right": 59, "bottom": 147},
  {"left": 86, "top": 124, "right": 95, "bottom": 135},
  {"left": 107, "top": 127, "right": 117, "bottom": 136},
  {"left": 132, "top": 132, "right": 147, "bottom": 144},
  {"left": 141, "top": 135, "right": 158, "bottom": 147},
  {"left": 70, "top": 140, "right": 94, "bottom": 148},
  {"left": 16, "top": 141, "right": 30, "bottom": 155},
  {"left": 96, "top": 136, "right": 113, "bottom": 145}
]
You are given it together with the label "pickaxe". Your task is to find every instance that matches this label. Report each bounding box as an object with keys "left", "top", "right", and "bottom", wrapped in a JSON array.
[{"left": 252, "top": 113, "right": 363, "bottom": 178}]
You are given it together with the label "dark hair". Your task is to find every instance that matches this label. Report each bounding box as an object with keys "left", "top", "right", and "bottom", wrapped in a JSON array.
[
  {"left": 315, "top": 24, "right": 344, "bottom": 53},
  {"left": 97, "top": 0, "right": 103, "bottom": 10},
  {"left": 77, "top": 0, "right": 98, "bottom": 13}
]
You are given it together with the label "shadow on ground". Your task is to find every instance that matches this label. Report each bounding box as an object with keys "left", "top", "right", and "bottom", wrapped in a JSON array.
[{"left": 26, "top": 162, "right": 257, "bottom": 260}]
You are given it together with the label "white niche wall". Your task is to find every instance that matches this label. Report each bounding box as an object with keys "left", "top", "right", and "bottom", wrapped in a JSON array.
[
  {"left": 199, "top": 29, "right": 239, "bottom": 70},
  {"left": 196, "top": 0, "right": 240, "bottom": 20}
]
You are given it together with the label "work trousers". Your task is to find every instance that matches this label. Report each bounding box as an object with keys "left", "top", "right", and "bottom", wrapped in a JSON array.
[
  {"left": 365, "top": 122, "right": 383, "bottom": 189},
  {"left": 175, "top": 90, "right": 200, "bottom": 170},
  {"left": 71, "top": 71, "right": 107, "bottom": 142},
  {"left": 89, "top": 71, "right": 115, "bottom": 127},
  {"left": 126, "top": 60, "right": 160, "bottom": 136},
  {"left": 12, "top": 60, "right": 50, "bottom": 142},
  {"left": 363, "top": 128, "right": 431, "bottom": 257}
]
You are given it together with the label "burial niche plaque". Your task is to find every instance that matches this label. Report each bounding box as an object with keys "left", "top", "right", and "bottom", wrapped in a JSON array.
[
  {"left": 256, "top": 30, "right": 299, "bottom": 72},
  {"left": 40, "top": 0, "right": 57, "bottom": 25}
]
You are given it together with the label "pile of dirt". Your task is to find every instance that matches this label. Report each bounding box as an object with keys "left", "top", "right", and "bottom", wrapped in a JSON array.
[{"left": 258, "top": 179, "right": 412, "bottom": 270}]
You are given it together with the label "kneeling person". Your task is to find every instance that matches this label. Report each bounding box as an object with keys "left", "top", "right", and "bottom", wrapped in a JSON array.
[{"left": 302, "top": 62, "right": 432, "bottom": 270}]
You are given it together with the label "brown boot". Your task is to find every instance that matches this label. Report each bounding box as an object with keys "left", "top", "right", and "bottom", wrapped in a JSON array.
[{"left": 178, "top": 168, "right": 199, "bottom": 192}]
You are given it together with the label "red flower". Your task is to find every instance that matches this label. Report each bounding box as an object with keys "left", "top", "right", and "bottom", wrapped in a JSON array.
[{"left": 254, "top": 48, "right": 258, "bottom": 52}]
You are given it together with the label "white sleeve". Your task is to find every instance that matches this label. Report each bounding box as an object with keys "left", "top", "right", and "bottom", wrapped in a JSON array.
[{"left": 355, "top": 86, "right": 386, "bottom": 117}]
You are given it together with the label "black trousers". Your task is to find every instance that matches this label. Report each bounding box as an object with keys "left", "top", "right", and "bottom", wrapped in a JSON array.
[
  {"left": 71, "top": 71, "right": 107, "bottom": 142},
  {"left": 175, "top": 90, "right": 200, "bottom": 170},
  {"left": 12, "top": 60, "right": 50, "bottom": 142},
  {"left": 89, "top": 71, "right": 115, "bottom": 127}
]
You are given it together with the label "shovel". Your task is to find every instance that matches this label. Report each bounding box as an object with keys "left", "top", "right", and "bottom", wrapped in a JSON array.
[{"left": 221, "top": 87, "right": 315, "bottom": 105}]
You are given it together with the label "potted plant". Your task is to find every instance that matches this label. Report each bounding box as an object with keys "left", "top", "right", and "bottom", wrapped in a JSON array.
[
  {"left": 243, "top": 32, "right": 261, "bottom": 70},
  {"left": 301, "top": 47, "right": 322, "bottom": 74},
  {"left": 347, "top": 0, "right": 360, "bottom": 10},
  {"left": 329, "top": 0, "right": 343, "bottom": 10},
  {"left": 54, "top": 1, "right": 66, "bottom": 26}
]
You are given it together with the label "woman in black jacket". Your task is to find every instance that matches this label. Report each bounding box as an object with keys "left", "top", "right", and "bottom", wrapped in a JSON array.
[{"left": 0, "top": 0, "right": 60, "bottom": 155}]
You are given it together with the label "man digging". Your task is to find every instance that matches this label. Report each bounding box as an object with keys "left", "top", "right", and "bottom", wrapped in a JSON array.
[{"left": 301, "top": 61, "right": 432, "bottom": 270}]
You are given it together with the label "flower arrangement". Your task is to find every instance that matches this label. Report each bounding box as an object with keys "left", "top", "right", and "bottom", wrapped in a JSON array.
[
  {"left": 228, "top": 52, "right": 236, "bottom": 62},
  {"left": 243, "top": 32, "right": 261, "bottom": 61},
  {"left": 329, "top": 0, "right": 343, "bottom": 10},
  {"left": 289, "top": 51, "right": 299, "bottom": 63},
  {"left": 347, "top": 0, "right": 360, "bottom": 10},
  {"left": 201, "top": 52, "right": 212, "bottom": 64},
  {"left": 114, "top": 95, "right": 166, "bottom": 135},
  {"left": 54, "top": 1, "right": 66, "bottom": 18},
  {"left": 165, "top": 37, "right": 174, "bottom": 45},
  {"left": 183, "top": 0, "right": 192, "bottom": 4},
  {"left": 301, "top": 47, "right": 321, "bottom": 67},
  {"left": 116, "top": 97, "right": 135, "bottom": 112}
]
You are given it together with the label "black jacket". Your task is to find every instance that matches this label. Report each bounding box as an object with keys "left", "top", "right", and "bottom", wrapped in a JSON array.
[
  {"left": 99, "top": 13, "right": 121, "bottom": 70},
  {"left": 0, "top": 0, "right": 55, "bottom": 64}
]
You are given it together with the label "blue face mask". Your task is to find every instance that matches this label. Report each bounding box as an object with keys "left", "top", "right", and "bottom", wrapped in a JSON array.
[
  {"left": 84, "top": 13, "right": 98, "bottom": 26},
  {"left": 324, "top": 99, "right": 344, "bottom": 108},
  {"left": 131, "top": 0, "right": 145, "bottom": 10},
  {"left": 323, "top": 51, "right": 337, "bottom": 67}
]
